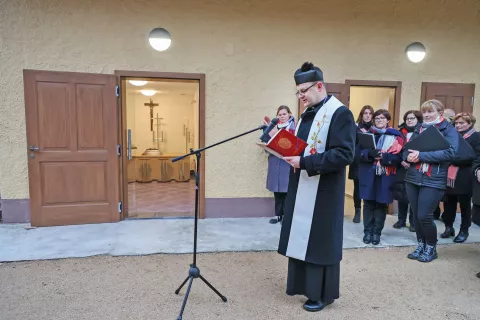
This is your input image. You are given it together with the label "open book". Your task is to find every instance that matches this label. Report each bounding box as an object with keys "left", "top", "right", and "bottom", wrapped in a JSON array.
[{"left": 256, "top": 128, "right": 308, "bottom": 158}]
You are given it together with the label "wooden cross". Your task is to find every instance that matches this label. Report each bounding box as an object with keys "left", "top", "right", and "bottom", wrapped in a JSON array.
[{"left": 144, "top": 98, "right": 159, "bottom": 131}]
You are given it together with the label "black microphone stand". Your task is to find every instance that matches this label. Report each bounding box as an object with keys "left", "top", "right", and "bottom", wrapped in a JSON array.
[{"left": 172, "top": 124, "right": 267, "bottom": 320}]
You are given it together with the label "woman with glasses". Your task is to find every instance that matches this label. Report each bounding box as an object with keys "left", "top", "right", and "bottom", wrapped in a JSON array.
[
  {"left": 440, "top": 113, "right": 480, "bottom": 242},
  {"left": 403, "top": 100, "right": 459, "bottom": 263},
  {"left": 393, "top": 110, "right": 423, "bottom": 232},
  {"left": 263, "top": 105, "right": 296, "bottom": 224},
  {"left": 349, "top": 105, "right": 374, "bottom": 223},
  {"left": 357, "top": 109, "right": 405, "bottom": 245}
]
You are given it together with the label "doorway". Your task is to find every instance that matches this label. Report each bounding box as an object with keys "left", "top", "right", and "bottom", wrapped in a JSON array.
[
  {"left": 116, "top": 72, "right": 204, "bottom": 219},
  {"left": 344, "top": 80, "right": 402, "bottom": 216}
]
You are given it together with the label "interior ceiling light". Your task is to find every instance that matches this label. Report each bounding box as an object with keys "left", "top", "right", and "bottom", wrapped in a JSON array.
[
  {"left": 129, "top": 80, "right": 148, "bottom": 86},
  {"left": 148, "top": 28, "right": 172, "bottom": 52},
  {"left": 406, "top": 42, "right": 426, "bottom": 63},
  {"left": 140, "top": 90, "right": 156, "bottom": 97}
]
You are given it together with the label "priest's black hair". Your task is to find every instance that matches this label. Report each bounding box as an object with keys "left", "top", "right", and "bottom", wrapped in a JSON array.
[{"left": 301, "top": 62, "right": 315, "bottom": 72}]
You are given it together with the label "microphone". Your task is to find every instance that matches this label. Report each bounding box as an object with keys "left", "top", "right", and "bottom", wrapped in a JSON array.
[{"left": 259, "top": 118, "right": 279, "bottom": 143}]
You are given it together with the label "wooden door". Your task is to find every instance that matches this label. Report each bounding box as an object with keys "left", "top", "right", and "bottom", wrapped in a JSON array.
[
  {"left": 24, "top": 70, "right": 120, "bottom": 227},
  {"left": 298, "top": 83, "right": 348, "bottom": 116},
  {"left": 421, "top": 82, "right": 475, "bottom": 114}
]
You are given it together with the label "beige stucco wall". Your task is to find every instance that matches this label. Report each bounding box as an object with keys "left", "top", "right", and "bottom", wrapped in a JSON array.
[{"left": 1, "top": 0, "right": 479, "bottom": 200}]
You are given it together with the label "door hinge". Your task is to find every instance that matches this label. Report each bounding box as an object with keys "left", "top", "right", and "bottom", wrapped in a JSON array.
[
  {"left": 116, "top": 85, "right": 119, "bottom": 97},
  {"left": 118, "top": 201, "right": 122, "bottom": 213},
  {"left": 117, "top": 144, "right": 121, "bottom": 156},
  {"left": 472, "top": 96, "right": 474, "bottom": 107}
]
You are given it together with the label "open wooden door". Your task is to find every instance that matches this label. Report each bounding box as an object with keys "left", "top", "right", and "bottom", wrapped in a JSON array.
[
  {"left": 298, "top": 83, "right": 348, "bottom": 116},
  {"left": 24, "top": 70, "right": 120, "bottom": 227},
  {"left": 421, "top": 82, "right": 475, "bottom": 114}
]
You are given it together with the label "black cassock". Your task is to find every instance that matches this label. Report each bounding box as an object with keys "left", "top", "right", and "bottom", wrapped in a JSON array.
[{"left": 278, "top": 95, "right": 356, "bottom": 302}]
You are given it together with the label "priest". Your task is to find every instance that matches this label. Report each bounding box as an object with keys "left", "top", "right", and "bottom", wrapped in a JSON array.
[{"left": 279, "top": 62, "right": 356, "bottom": 312}]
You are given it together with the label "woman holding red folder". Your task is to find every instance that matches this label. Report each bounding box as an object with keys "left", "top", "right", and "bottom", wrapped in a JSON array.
[
  {"left": 264, "top": 105, "right": 296, "bottom": 224},
  {"left": 403, "top": 99, "right": 459, "bottom": 263}
]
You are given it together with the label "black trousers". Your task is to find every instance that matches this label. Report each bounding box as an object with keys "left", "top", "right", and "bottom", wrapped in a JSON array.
[
  {"left": 397, "top": 200, "right": 414, "bottom": 226},
  {"left": 443, "top": 194, "right": 472, "bottom": 229},
  {"left": 472, "top": 204, "right": 480, "bottom": 227},
  {"left": 405, "top": 183, "right": 444, "bottom": 245},
  {"left": 274, "top": 192, "right": 287, "bottom": 217},
  {"left": 363, "top": 200, "right": 387, "bottom": 235},
  {"left": 353, "top": 179, "right": 361, "bottom": 209}
]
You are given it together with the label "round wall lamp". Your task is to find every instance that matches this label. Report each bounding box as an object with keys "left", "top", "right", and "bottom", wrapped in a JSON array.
[
  {"left": 148, "top": 28, "right": 172, "bottom": 51},
  {"left": 129, "top": 80, "right": 148, "bottom": 86},
  {"left": 405, "top": 42, "right": 426, "bottom": 63},
  {"left": 140, "top": 90, "right": 156, "bottom": 96}
]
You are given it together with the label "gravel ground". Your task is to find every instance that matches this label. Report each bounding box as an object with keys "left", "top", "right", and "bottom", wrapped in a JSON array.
[{"left": 1, "top": 245, "right": 479, "bottom": 320}]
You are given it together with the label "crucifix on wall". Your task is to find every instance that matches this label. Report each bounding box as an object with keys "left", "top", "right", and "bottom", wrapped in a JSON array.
[{"left": 144, "top": 98, "right": 159, "bottom": 131}]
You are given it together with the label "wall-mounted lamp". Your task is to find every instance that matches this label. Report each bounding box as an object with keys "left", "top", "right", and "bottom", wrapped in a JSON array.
[
  {"left": 140, "top": 90, "right": 156, "bottom": 97},
  {"left": 406, "top": 42, "right": 426, "bottom": 63},
  {"left": 148, "top": 28, "right": 172, "bottom": 52},
  {"left": 129, "top": 80, "right": 148, "bottom": 86}
]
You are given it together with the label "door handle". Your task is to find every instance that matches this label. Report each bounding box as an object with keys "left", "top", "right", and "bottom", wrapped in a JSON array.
[
  {"left": 127, "top": 129, "right": 132, "bottom": 160},
  {"left": 29, "top": 146, "right": 40, "bottom": 151}
]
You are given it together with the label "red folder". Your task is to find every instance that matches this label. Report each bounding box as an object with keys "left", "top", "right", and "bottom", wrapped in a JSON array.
[{"left": 257, "top": 128, "right": 308, "bottom": 158}]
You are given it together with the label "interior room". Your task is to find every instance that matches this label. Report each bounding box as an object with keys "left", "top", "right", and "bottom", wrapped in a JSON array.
[
  {"left": 344, "top": 86, "right": 396, "bottom": 215},
  {"left": 125, "top": 78, "right": 199, "bottom": 219}
]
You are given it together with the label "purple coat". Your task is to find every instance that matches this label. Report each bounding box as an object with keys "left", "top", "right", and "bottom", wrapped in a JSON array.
[
  {"left": 266, "top": 116, "right": 296, "bottom": 193},
  {"left": 266, "top": 154, "right": 291, "bottom": 192}
]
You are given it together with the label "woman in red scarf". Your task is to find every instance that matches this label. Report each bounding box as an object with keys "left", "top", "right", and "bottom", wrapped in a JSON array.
[
  {"left": 441, "top": 113, "right": 480, "bottom": 242},
  {"left": 403, "top": 100, "right": 459, "bottom": 263}
]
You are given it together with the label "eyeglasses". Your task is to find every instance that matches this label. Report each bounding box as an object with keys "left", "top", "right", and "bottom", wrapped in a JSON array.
[
  {"left": 374, "top": 117, "right": 387, "bottom": 121},
  {"left": 406, "top": 117, "right": 417, "bottom": 121},
  {"left": 295, "top": 83, "right": 317, "bottom": 98}
]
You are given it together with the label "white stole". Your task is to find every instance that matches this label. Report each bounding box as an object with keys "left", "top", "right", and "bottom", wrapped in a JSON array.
[{"left": 285, "top": 96, "right": 344, "bottom": 261}]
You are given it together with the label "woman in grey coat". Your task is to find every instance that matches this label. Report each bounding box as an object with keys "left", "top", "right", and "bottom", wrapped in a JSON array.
[{"left": 264, "top": 105, "right": 296, "bottom": 224}]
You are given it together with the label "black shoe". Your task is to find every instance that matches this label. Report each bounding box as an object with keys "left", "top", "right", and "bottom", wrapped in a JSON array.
[
  {"left": 303, "top": 299, "right": 334, "bottom": 312},
  {"left": 269, "top": 216, "right": 282, "bottom": 224},
  {"left": 371, "top": 234, "right": 380, "bottom": 245},
  {"left": 440, "top": 226, "right": 455, "bottom": 238},
  {"left": 407, "top": 239, "right": 425, "bottom": 260},
  {"left": 363, "top": 234, "right": 372, "bottom": 244},
  {"left": 453, "top": 228, "right": 469, "bottom": 243},
  {"left": 393, "top": 221, "right": 406, "bottom": 229},
  {"left": 409, "top": 225, "right": 416, "bottom": 232},
  {"left": 353, "top": 208, "right": 361, "bottom": 223},
  {"left": 418, "top": 244, "right": 438, "bottom": 263}
]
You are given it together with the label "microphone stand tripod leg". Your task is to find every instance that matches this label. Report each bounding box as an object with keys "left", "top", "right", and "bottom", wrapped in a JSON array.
[
  {"left": 175, "top": 276, "right": 190, "bottom": 295},
  {"left": 177, "top": 276, "right": 194, "bottom": 320},
  {"left": 199, "top": 274, "right": 227, "bottom": 302}
]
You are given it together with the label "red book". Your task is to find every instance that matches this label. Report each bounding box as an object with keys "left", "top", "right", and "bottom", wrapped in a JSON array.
[{"left": 257, "top": 128, "right": 308, "bottom": 158}]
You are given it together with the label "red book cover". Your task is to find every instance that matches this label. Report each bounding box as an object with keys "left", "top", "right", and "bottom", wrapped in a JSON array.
[{"left": 257, "top": 128, "right": 308, "bottom": 158}]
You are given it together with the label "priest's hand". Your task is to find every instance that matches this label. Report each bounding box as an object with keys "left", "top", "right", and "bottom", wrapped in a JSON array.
[
  {"left": 283, "top": 156, "right": 301, "bottom": 168},
  {"left": 407, "top": 149, "right": 420, "bottom": 163}
]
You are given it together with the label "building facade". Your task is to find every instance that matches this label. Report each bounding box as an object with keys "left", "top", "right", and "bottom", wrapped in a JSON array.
[{"left": 0, "top": 0, "right": 479, "bottom": 225}]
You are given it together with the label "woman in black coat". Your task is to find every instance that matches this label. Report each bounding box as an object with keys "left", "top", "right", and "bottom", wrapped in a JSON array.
[
  {"left": 403, "top": 100, "right": 459, "bottom": 263},
  {"left": 349, "top": 105, "right": 374, "bottom": 223},
  {"left": 441, "top": 113, "right": 480, "bottom": 242},
  {"left": 393, "top": 110, "right": 423, "bottom": 232}
]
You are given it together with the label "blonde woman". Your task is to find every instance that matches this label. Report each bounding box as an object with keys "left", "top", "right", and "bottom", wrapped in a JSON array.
[{"left": 403, "top": 100, "right": 459, "bottom": 263}]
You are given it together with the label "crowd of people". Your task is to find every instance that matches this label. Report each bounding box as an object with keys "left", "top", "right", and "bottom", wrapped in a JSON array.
[
  {"left": 264, "top": 98, "right": 480, "bottom": 263},
  {"left": 260, "top": 61, "right": 479, "bottom": 314}
]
